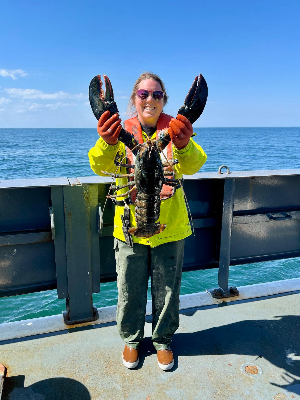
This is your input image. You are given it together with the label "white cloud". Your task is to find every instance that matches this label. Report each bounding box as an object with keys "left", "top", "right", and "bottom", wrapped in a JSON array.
[
  {"left": 0, "top": 69, "right": 27, "bottom": 80},
  {"left": 25, "top": 102, "right": 76, "bottom": 111},
  {"left": 1, "top": 86, "right": 86, "bottom": 121},
  {"left": 45, "top": 102, "right": 76, "bottom": 110},
  {"left": 28, "top": 103, "right": 43, "bottom": 111},
  {"left": 0, "top": 97, "right": 12, "bottom": 105},
  {"left": 5, "top": 88, "right": 84, "bottom": 100}
]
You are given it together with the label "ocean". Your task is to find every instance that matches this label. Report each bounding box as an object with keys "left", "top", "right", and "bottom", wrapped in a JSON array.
[{"left": 1, "top": 127, "right": 300, "bottom": 324}]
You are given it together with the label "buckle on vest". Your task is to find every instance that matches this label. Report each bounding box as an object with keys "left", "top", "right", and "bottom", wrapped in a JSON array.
[
  {"left": 112, "top": 197, "right": 133, "bottom": 207},
  {"left": 120, "top": 205, "right": 133, "bottom": 247}
]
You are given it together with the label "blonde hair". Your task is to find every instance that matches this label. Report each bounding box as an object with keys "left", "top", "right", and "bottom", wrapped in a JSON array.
[{"left": 127, "top": 72, "right": 168, "bottom": 117}]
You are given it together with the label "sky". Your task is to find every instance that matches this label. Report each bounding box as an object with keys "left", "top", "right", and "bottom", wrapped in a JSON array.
[{"left": 0, "top": 0, "right": 299, "bottom": 128}]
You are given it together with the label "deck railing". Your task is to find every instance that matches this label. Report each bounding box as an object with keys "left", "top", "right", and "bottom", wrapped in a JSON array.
[{"left": 1, "top": 169, "right": 300, "bottom": 324}]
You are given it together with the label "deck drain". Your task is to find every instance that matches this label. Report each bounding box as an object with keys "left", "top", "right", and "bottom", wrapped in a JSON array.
[{"left": 240, "top": 363, "right": 262, "bottom": 378}]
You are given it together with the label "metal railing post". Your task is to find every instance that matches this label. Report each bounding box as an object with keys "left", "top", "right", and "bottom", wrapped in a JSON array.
[
  {"left": 208, "top": 178, "right": 239, "bottom": 299},
  {"left": 64, "top": 184, "right": 100, "bottom": 324},
  {"left": 51, "top": 186, "right": 68, "bottom": 299}
]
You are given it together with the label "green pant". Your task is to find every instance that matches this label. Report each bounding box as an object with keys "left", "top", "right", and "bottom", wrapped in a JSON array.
[{"left": 114, "top": 238, "right": 184, "bottom": 351}]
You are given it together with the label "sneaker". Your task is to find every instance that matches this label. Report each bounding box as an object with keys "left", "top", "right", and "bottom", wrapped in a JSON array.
[
  {"left": 157, "top": 349, "right": 174, "bottom": 370},
  {"left": 122, "top": 345, "right": 139, "bottom": 369}
]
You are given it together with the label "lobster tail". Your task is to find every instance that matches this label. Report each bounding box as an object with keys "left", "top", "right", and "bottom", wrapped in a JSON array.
[{"left": 128, "top": 224, "right": 166, "bottom": 238}]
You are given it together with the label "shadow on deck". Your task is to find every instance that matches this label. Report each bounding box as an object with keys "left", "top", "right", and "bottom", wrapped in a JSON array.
[{"left": 1, "top": 290, "right": 300, "bottom": 400}]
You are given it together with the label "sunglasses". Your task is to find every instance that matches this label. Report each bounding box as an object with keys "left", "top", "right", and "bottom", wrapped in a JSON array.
[{"left": 136, "top": 89, "right": 164, "bottom": 101}]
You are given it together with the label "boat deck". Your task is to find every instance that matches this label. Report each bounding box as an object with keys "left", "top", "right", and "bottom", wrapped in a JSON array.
[{"left": 1, "top": 284, "right": 300, "bottom": 400}]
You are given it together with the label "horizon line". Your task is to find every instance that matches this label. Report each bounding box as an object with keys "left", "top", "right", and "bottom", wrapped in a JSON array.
[{"left": 1, "top": 126, "right": 300, "bottom": 129}]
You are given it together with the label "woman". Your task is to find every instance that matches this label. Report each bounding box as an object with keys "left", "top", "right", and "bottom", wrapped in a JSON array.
[{"left": 88, "top": 72, "right": 207, "bottom": 370}]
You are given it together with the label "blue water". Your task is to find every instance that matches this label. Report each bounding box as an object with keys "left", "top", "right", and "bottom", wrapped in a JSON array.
[{"left": 1, "top": 127, "right": 300, "bottom": 323}]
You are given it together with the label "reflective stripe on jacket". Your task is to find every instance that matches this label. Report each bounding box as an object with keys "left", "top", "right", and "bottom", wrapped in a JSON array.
[{"left": 88, "top": 122, "right": 207, "bottom": 248}]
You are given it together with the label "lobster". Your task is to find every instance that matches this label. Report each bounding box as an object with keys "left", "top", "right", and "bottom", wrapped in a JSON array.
[{"left": 89, "top": 74, "right": 208, "bottom": 240}]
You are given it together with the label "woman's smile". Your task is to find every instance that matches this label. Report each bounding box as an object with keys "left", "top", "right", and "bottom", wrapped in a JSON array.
[
  {"left": 135, "top": 79, "right": 164, "bottom": 127},
  {"left": 143, "top": 105, "right": 157, "bottom": 115}
]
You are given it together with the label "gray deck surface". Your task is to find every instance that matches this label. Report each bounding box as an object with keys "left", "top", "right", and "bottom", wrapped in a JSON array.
[{"left": 1, "top": 292, "right": 300, "bottom": 400}]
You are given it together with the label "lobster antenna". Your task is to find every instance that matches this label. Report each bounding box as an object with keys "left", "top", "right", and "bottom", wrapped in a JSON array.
[
  {"left": 101, "top": 168, "right": 118, "bottom": 217},
  {"left": 160, "top": 146, "right": 195, "bottom": 236},
  {"left": 101, "top": 151, "right": 127, "bottom": 216},
  {"left": 107, "top": 151, "right": 134, "bottom": 202},
  {"left": 117, "top": 152, "right": 135, "bottom": 203},
  {"left": 181, "top": 181, "right": 195, "bottom": 236}
]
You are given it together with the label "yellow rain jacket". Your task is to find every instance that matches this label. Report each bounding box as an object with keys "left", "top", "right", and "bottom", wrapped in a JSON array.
[{"left": 88, "top": 129, "right": 207, "bottom": 248}]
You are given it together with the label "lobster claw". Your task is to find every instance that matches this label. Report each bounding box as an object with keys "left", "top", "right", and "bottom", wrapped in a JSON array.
[
  {"left": 89, "top": 74, "right": 119, "bottom": 120},
  {"left": 177, "top": 74, "right": 208, "bottom": 125},
  {"left": 89, "top": 74, "right": 139, "bottom": 153}
]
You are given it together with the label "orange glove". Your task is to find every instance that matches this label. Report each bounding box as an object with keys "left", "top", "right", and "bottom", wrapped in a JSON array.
[
  {"left": 168, "top": 114, "right": 193, "bottom": 150},
  {"left": 97, "top": 110, "right": 122, "bottom": 145}
]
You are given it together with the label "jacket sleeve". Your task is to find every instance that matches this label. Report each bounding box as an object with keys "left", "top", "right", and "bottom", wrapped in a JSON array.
[
  {"left": 88, "top": 136, "right": 125, "bottom": 176},
  {"left": 173, "top": 137, "right": 207, "bottom": 175}
]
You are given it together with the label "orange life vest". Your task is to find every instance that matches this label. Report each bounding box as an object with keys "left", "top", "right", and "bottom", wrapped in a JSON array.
[{"left": 124, "top": 113, "right": 175, "bottom": 202}]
